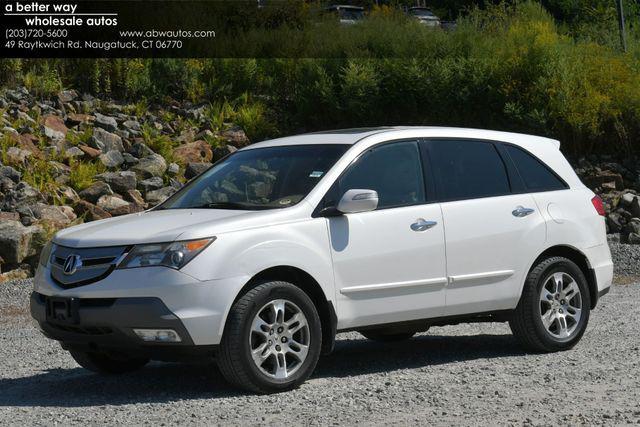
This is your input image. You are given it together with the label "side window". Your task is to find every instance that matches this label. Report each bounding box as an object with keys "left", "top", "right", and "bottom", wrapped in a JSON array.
[
  {"left": 339, "top": 141, "right": 425, "bottom": 209},
  {"left": 428, "top": 139, "right": 510, "bottom": 201},
  {"left": 505, "top": 145, "right": 567, "bottom": 192}
]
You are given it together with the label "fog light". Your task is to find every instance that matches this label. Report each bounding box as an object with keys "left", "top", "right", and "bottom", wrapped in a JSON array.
[{"left": 133, "top": 328, "right": 182, "bottom": 343}]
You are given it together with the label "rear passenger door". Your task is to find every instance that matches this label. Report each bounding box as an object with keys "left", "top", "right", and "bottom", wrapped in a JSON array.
[{"left": 423, "top": 139, "right": 547, "bottom": 316}]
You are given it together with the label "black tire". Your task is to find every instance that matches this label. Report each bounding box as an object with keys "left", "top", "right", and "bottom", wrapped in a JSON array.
[
  {"left": 509, "top": 256, "right": 591, "bottom": 353},
  {"left": 69, "top": 350, "right": 149, "bottom": 374},
  {"left": 360, "top": 329, "right": 420, "bottom": 342},
  {"left": 217, "top": 281, "right": 322, "bottom": 394}
]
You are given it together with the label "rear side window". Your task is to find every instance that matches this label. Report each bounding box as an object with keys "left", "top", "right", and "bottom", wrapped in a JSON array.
[
  {"left": 339, "top": 141, "right": 425, "bottom": 209},
  {"left": 505, "top": 145, "right": 567, "bottom": 192},
  {"left": 428, "top": 139, "right": 510, "bottom": 201}
]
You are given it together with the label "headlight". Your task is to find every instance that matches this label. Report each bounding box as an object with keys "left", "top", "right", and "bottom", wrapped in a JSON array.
[
  {"left": 39, "top": 241, "right": 54, "bottom": 267},
  {"left": 117, "top": 238, "right": 215, "bottom": 270}
]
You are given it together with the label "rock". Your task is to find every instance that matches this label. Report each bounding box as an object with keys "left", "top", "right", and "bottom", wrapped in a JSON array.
[
  {"left": 167, "top": 163, "right": 180, "bottom": 176},
  {"left": 173, "top": 140, "right": 213, "bottom": 164},
  {"left": 57, "top": 89, "right": 78, "bottom": 103},
  {"left": 78, "top": 144, "right": 101, "bottom": 159},
  {"left": 99, "top": 150, "right": 125, "bottom": 168},
  {"left": 218, "top": 125, "right": 250, "bottom": 147},
  {"left": 64, "top": 146, "right": 85, "bottom": 160},
  {"left": 213, "top": 144, "right": 237, "bottom": 161},
  {"left": 582, "top": 172, "right": 624, "bottom": 191},
  {"left": 0, "top": 267, "right": 32, "bottom": 283},
  {"left": 145, "top": 186, "right": 176, "bottom": 205},
  {"left": 124, "top": 189, "right": 146, "bottom": 207},
  {"left": 620, "top": 193, "right": 637, "bottom": 207},
  {"left": 1, "top": 182, "right": 45, "bottom": 212},
  {"left": 626, "top": 218, "right": 640, "bottom": 236},
  {"left": 185, "top": 162, "right": 212, "bottom": 179},
  {"left": 0, "top": 165, "right": 21, "bottom": 183},
  {"left": 97, "top": 195, "right": 131, "bottom": 215},
  {"left": 66, "top": 113, "right": 93, "bottom": 126},
  {"left": 5, "top": 147, "right": 31, "bottom": 165},
  {"left": 122, "top": 152, "right": 139, "bottom": 166},
  {"left": 129, "top": 142, "right": 154, "bottom": 158},
  {"left": 0, "top": 212, "right": 20, "bottom": 221},
  {"left": 78, "top": 181, "right": 113, "bottom": 204},
  {"left": 73, "top": 200, "right": 111, "bottom": 221},
  {"left": 96, "top": 171, "right": 137, "bottom": 194},
  {"left": 0, "top": 220, "right": 44, "bottom": 265},
  {"left": 131, "top": 154, "right": 167, "bottom": 178},
  {"left": 607, "top": 212, "right": 623, "bottom": 233},
  {"left": 195, "top": 129, "right": 215, "bottom": 140},
  {"left": 90, "top": 127, "right": 124, "bottom": 152},
  {"left": 123, "top": 120, "right": 141, "bottom": 131},
  {"left": 36, "top": 204, "right": 75, "bottom": 227},
  {"left": 630, "top": 197, "right": 640, "bottom": 218},
  {"left": 55, "top": 186, "right": 80, "bottom": 204},
  {"left": 629, "top": 233, "right": 640, "bottom": 245},
  {"left": 42, "top": 115, "right": 68, "bottom": 141},
  {"left": 18, "top": 134, "right": 43, "bottom": 158},
  {"left": 138, "top": 176, "right": 164, "bottom": 194},
  {"left": 94, "top": 112, "right": 118, "bottom": 132}
]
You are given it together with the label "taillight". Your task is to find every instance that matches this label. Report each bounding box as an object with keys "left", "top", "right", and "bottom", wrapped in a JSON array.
[{"left": 591, "top": 195, "right": 606, "bottom": 216}]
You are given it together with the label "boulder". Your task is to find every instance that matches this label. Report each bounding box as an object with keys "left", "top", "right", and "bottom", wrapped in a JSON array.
[
  {"left": 78, "top": 181, "right": 113, "bottom": 204},
  {"left": 97, "top": 195, "right": 131, "bottom": 215},
  {"left": 123, "top": 120, "right": 141, "bottom": 131},
  {"left": 218, "top": 125, "right": 250, "bottom": 147},
  {"left": 138, "top": 176, "right": 164, "bottom": 194},
  {"left": 582, "top": 172, "right": 624, "bottom": 191},
  {"left": 129, "top": 142, "right": 154, "bottom": 158},
  {"left": 629, "top": 233, "right": 640, "bottom": 245},
  {"left": 99, "top": 150, "right": 125, "bottom": 168},
  {"left": 124, "top": 189, "right": 146, "bottom": 208},
  {"left": 185, "top": 162, "right": 212, "bottom": 179},
  {"left": 65, "top": 113, "right": 93, "bottom": 127},
  {"left": 131, "top": 154, "right": 167, "bottom": 178},
  {"left": 1, "top": 182, "right": 45, "bottom": 212},
  {"left": 5, "top": 146, "right": 32, "bottom": 165},
  {"left": 173, "top": 140, "right": 213, "bottom": 164},
  {"left": 167, "top": 163, "right": 180, "bottom": 176},
  {"left": 630, "top": 197, "right": 640, "bottom": 218},
  {"left": 78, "top": 144, "right": 101, "bottom": 159},
  {"left": 94, "top": 112, "right": 118, "bottom": 132},
  {"left": 145, "top": 186, "right": 177, "bottom": 205},
  {"left": 57, "top": 89, "right": 78, "bottom": 104},
  {"left": 90, "top": 127, "right": 124, "bottom": 152},
  {"left": 96, "top": 171, "right": 137, "bottom": 194},
  {"left": 122, "top": 152, "right": 139, "bottom": 166},
  {"left": 36, "top": 203, "right": 76, "bottom": 227},
  {"left": 64, "top": 146, "right": 85, "bottom": 160},
  {"left": 0, "top": 165, "right": 21, "bottom": 183},
  {"left": 607, "top": 212, "right": 623, "bottom": 233},
  {"left": 213, "top": 144, "right": 237, "bottom": 161},
  {"left": 73, "top": 200, "right": 111, "bottom": 221},
  {"left": 0, "top": 220, "right": 44, "bottom": 265},
  {"left": 42, "top": 115, "right": 68, "bottom": 141}
]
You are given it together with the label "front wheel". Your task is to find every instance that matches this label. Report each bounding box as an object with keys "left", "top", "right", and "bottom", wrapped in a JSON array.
[
  {"left": 217, "top": 281, "right": 322, "bottom": 393},
  {"left": 70, "top": 350, "right": 148, "bottom": 374},
  {"left": 510, "top": 256, "right": 591, "bottom": 352}
]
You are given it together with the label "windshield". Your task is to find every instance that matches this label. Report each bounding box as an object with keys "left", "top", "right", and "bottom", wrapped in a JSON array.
[{"left": 160, "top": 144, "right": 349, "bottom": 210}]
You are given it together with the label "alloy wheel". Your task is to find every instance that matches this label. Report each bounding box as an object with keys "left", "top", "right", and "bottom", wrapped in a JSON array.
[
  {"left": 539, "top": 272, "right": 583, "bottom": 339},
  {"left": 249, "top": 299, "right": 310, "bottom": 379}
]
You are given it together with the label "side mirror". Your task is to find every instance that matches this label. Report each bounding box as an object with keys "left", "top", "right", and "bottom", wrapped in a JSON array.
[{"left": 337, "top": 189, "right": 378, "bottom": 214}]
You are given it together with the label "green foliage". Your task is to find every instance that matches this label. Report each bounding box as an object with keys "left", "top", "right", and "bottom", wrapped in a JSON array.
[
  {"left": 69, "top": 161, "right": 104, "bottom": 192},
  {"left": 141, "top": 124, "right": 177, "bottom": 163},
  {"left": 22, "top": 64, "right": 62, "bottom": 98}
]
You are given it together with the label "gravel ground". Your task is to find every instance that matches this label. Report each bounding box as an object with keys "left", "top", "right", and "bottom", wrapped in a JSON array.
[{"left": 1, "top": 244, "right": 639, "bottom": 426}]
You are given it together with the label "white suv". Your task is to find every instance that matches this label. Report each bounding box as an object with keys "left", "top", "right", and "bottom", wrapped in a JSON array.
[{"left": 31, "top": 127, "right": 613, "bottom": 393}]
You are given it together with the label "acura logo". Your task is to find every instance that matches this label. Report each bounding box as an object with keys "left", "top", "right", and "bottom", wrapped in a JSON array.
[{"left": 62, "top": 254, "right": 82, "bottom": 275}]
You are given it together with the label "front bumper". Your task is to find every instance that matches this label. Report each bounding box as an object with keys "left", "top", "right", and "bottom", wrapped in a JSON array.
[{"left": 32, "top": 264, "right": 250, "bottom": 347}]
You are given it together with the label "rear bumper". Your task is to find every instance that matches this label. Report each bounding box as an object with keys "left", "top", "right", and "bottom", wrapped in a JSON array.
[
  {"left": 583, "top": 243, "right": 614, "bottom": 307},
  {"left": 30, "top": 292, "right": 217, "bottom": 361}
]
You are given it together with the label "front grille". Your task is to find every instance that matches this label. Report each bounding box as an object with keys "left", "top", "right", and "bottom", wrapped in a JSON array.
[
  {"left": 50, "top": 245, "right": 130, "bottom": 289},
  {"left": 47, "top": 323, "right": 113, "bottom": 335}
]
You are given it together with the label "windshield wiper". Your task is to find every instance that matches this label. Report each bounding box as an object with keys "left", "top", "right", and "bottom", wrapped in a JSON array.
[{"left": 188, "top": 202, "right": 269, "bottom": 210}]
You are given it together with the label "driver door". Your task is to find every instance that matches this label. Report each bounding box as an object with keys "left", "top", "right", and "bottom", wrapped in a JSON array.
[{"left": 323, "top": 140, "right": 447, "bottom": 329}]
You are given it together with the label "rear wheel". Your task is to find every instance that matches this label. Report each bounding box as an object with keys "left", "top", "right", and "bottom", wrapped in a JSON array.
[
  {"left": 217, "top": 281, "right": 322, "bottom": 393},
  {"left": 510, "top": 256, "right": 591, "bottom": 352},
  {"left": 69, "top": 350, "right": 148, "bottom": 374},
  {"left": 360, "top": 328, "right": 421, "bottom": 342}
]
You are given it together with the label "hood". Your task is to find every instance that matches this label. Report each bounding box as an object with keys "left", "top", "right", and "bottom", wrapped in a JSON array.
[{"left": 53, "top": 206, "right": 308, "bottom": 248}]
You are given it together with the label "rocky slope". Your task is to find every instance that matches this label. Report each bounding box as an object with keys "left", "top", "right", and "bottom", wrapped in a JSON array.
[
  {"left": 0, "top": 87, "right": 248, "bottom": 279},
  {"left": 1, "top": 86, "right": 640, "bottom": 280}
]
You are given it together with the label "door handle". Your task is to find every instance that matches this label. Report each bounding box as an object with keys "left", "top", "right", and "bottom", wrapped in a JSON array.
[
  {"left": 512, "top": 206, "right": 535, "bottom": 217},
  {"left": 410, "top": 218, "right": 437, "bottom": 232}
]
